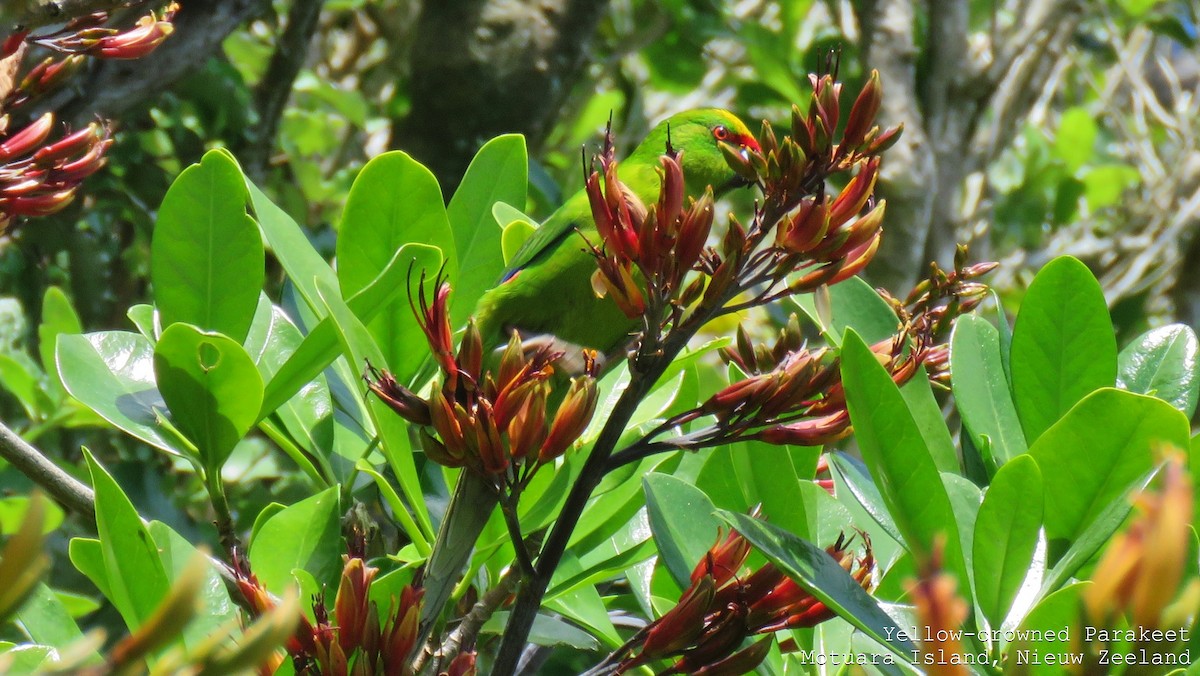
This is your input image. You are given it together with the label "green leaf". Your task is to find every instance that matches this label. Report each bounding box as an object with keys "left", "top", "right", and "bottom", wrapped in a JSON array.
[
  {"left": 643, "top": 473, "right": 721, "bottom": 590},
  {"left": 259, "top": 243, "right": 430, "bottom": 419},
  {"left": 1054, "top": 107, "right": 1097, "bottom": 173},
  {"left": 973, "top": 455, "right": 1043, "bottom": 630},
  {"left": 794, "top": 276, "right": 898, "bottom": 346},
  {"left": 500, "top": 220, "right": 536, "bottom": 266},
  {"left": 827, "top": 451, "right": 904, "bottom": 546},
  {"left": 154, "top": 324, "right": 263, "bottom": 470},
  {"left": 840, "top": 329, "right": 967, "bottom": 589},
  {"left": 14, "top": 584, "right": 88, "bottom": 655},
  {"left": 151, "top": 150, "right": 264, "bottom": 343},
  {"left": 899, "top": 369, "right": 957, "bottom": 473},
  {"left": 951, "top": 314, "right": 1028, "bottom": 468},
  {"left": 37, "top": 286, "right": 81, "bottom": 396},
  {"left": 57, "top": 332, "right": 182, "bottom": 454},
  {"left": 248, "top": 487, "right": 342, "bottom": 593},
  {"left": 316, "top": 277, "right": 434, "bottom": 542},
  {"left": 83, "top": 450, "right": 170, "bottom": 632},
  {"left": 1008, "top": 583, "right": 1086, "bottom": 672},
  {"left": 717, "top": 511, "right": 916, "bottom": 664},
  {"left": 337, "top": 151, "right": 457, "bottom": 384},
  {"left": 1028, "top": 388, "right": 1188, "bottom": 560},
  {"left": 68, "top": 538, "right": 109, "bottom": 599},
  {"left": 148, "top": 521, "right": 236, "bottom": 650},
  {"left": 1010, "top": 256, "right": 1117, "bottom": 443},
  {"left": 1117, "top": 324, "right": 1200, "bottom": 417},
  {"left": 447, "top": 134, "right": 527, "bottom": 326},
  {"left": 244, "top": 175, "right": 338, "bottom": 316}
]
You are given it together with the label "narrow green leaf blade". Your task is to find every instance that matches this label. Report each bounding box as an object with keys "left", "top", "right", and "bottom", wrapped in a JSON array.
[
  {"left": 83, "top": 450, "right": 170, "bottom": 632},
  {"left": 447, "top": 134, "right": 527, "bottom": 326},
  {"left": 718, "top": 510, "right": 916, "bottom": 664},
  {"left": 973, "top": 455, "right": 1043, "bottom": 629},
  {"left": 951, "top": 314, "right": 1028, "bottom": 468},
  {"left": 840, "top": 329, "right": 967, "bottom": 591}
]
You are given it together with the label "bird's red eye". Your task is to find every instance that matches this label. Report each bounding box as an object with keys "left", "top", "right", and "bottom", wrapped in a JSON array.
[{"left": 712, "top": 125, "right": 730, "bottom": 141}]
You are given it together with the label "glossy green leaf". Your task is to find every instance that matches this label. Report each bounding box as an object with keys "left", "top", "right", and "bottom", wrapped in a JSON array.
[
  {"left": 57, "top": 332, "right": 182, "bottom": 454},
  {"left": 899, "top": 368, "right": 957, "bottom": 473},
  {"left": 951, "top": 314, "right": 1028, "bottom": 470},
  {"left": 38, "top": 286, "right": 81, "bottom": 395},
  {"left": 84, "top": 450, "right": 170, "bottom": 631},
  {"left": 148, "top": 521, "right": 236, "bottom": 650},
  {"left": 151, "top": 150, "right": 264, "bottom": 343},
  {"left": 500, "top": 220, "right": 536, "bottom": 266},
  {"left": 718, "top": 511, "right": 916, "bottom": 663},
  {"left": 1008, "top": 583, "right": 1086, "bottom": 672},
  {"left": 259, "top": 243, "right": 427, "bottom": 420},
  {"left": 447, "top": 134, "right": 526, "bottom": 326},
  {"left": 244, "top": 176, "right": 338, "bottom": 316},
  {"left": 67, "top": 538, "right": 109, "bottom": 599},
  {"left": 154, "top": 324, "right": 263, "bottom": 470},
  {"left": 1029, "top": 388, "right": 1188, "bottom": 560},
  {"left": 248, "top": 487, "right": 341, "bottom": 593},
  {"left": 828, "top": 452, "right": 904, "bottom": 546},
  {"left": 1038, "top": 469, "right": 1148, "bottom": 598},
  {"left": 840, "top": 329, "right": 967, "bottom": 587},
  {"left": 1011, "top": 256, "right": 1116, "bottom": 443},
  {"left": 793, "top": 276, "right": 898, "bottom": 346},
  {"left": 0, "top": 354, "right": 49, "bottom": 419},
  {"left": 14, "top": 584, "right": 88, "bottom": 655},
  {"left": 1117, "top": 324, "right": 1200, "bottom": 417},
  {"left": 337, "top": 151, "right": 457, "bottom": 384},
  {"left": 643, "top": 473, "right": 721, "bottom": 589},
  {"left": 973, "top": 455, "right": 1043, "bottom": 630},
  {"left": 316, "top": 277, "right": 433, "bottom": 541}
]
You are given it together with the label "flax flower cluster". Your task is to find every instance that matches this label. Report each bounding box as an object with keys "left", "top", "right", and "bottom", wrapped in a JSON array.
[
  {"left": 612, "top": 523, "right": 873, "bottom": 674},
  {"left": 236, "top": 552, "right": 474, "bottom": 676},
  {"left": 367, "top": 274, "right": 599, "bottom": 485},
  {"left": 0, "top": 2, "right": 178, "bottom": 228}
]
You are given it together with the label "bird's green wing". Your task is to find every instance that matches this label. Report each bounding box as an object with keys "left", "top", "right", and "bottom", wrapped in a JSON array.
[{"left": 498, "top": 193, "right": 588, "bottom": 281}]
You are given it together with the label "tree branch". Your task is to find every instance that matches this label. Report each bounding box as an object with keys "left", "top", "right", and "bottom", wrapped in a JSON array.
[
  {"left": 5, "top": 0, "right": 124, "bottom": 30},
  {"left": 391, "top": 0, "right": 611, "bottom": 193},
  {"left": 35, "top": 0, "right": 270, "bottom": 125},
  {"left": 242, "top": 0, "right": 326, "bottom": 180},
  {"left": 0, "top": 419, "right": 94, "bottom": 518}
]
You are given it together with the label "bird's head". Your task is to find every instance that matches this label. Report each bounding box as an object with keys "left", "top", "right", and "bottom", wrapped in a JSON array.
[{"left": 632, "top": 108, "right": 760, "bottom": 196}]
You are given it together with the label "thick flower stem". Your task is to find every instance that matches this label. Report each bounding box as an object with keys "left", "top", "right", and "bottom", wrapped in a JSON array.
[{"left": 491, "top": 319, "right": 697, "bottom": 673}]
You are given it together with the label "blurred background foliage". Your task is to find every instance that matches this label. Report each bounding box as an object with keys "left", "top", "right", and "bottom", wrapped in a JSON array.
[{"left": 0, "top": 0, "right": 1195, "bottom": 651}]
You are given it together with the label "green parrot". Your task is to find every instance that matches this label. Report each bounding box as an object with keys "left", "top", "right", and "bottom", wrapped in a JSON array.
[{"left": 418, "top": 108, "right": 760, "bottom": 640}]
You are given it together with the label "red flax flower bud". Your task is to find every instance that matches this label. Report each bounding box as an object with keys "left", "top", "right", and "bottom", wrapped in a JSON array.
[
  {"left": 412, "top": 278, "right": 459, "bottom": 387},
  {"left": 538, "top": 376, "right": 598, "bottom": 463},
  {"left": 639, "top": 575, "right": 717, "bottom": 661},
  {"left": 334, "top": 557, "right": 377, "bottom": 654},
  {"left": 757, "top": 409, "right": 851, "bottom": 446},
  {"left": 365, "top": 364, "right": 432, "bottom": 426},
  {"left": 96, "top": 15, "right": 174, "bottom": 59},
  {"left": 691, "top": 527, "right": 752, "bottom": 587},
  {"left": 841, "top": 69, "right": 882, "bottom": 151}
]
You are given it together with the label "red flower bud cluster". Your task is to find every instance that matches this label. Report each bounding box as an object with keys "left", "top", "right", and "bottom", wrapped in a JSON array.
[
  {"left": 235, "top": 552, "right": 473, "bottom": 676},
  {"left": 367, "top": 273, "right": 600, "bottom": 482},
  {"left": 616, "top": 525, "right": 873, "bottom": 674},
  {"left": 30, "top": 3, "right": 178, "bottom": 60},
  {"left": 0, "top": 113, "right": 111, "bottom": 225},
  {"left": 585, "top": 146, "right": 715, "bottom": 318}
]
